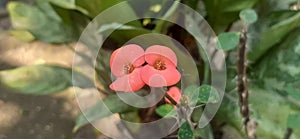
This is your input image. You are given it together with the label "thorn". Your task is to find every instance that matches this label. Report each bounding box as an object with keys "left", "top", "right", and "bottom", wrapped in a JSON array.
[{"left": 242, "top": 92, "right": 247, "bottom": 99}]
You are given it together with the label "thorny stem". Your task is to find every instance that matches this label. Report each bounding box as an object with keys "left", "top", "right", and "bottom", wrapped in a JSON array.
[{"left": 237, "top": 29, "right": 257, "bottom": 139}]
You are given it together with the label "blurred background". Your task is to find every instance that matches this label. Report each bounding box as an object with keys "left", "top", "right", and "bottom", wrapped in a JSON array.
[{"left": 0, "top": 0, "right": 300, "bottom": 139}]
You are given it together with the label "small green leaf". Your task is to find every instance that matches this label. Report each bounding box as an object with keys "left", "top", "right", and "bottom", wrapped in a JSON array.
[
  {"left": 155, "top": 104, "right": 177, "bottom": 118},
  {"left": 183, "top": 85, "right": 220, "bottom": 104},
  {"left": 217, "top": 32, "right": 240, "bottom": 51},
  {"left": 178, "top": 122, "right": 194, "bottom": 139},
  {"left": 0, "top": 65, "right": 92, "bottom": 95},
  {"left": 239, "top": 9, "right": 258, "bottom": 24},
  {"left": 191, "top": 107, "right": 202, "bottom": 123},
  {"left": 287, "top": 113, "right": 300, "bottom": 129},
  {"left": 198, "top": 85, "right": 220, "bottom": 103},
  {"left": 183, "top": 85, "right": 199, "bottom": 105}
]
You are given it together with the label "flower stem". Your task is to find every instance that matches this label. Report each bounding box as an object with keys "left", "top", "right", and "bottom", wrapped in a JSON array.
[{"left": 165, "top": 93, "right": 178, "bottom": 106}]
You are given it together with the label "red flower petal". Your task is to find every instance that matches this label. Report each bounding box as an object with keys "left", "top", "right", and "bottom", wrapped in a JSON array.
[
  {"left": 145, "top": 45, "right": 177, "bottom": 67},
  {"left": 164, "top": 86, "right": 181, "bottom": 104},
  {"left": 110, "top": 44, "right": 145, "bottom": 77},
  {"left": 109, "top": 68, "right": 145, "bottom": 92},
  {"left": 141, "top": 65, "right": 181, "bottom": 87}
]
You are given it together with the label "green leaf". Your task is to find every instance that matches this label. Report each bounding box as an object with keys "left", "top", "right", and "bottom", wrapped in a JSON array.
[
  {"left": 287, "top": 113, "right": 300, "bottom": 129},
  {"left": 191, "top": 107, "right": 202, "bottom": 123},
  {"left": 216, "top": 88, "right": 300, "bottom": 139},
  {"left": 252, "top": 27, "right": 300, "bottom": 90},
  {"left": 46, "top": 0, "right": 89, "bottom": 16},
  {"left": 286, "top": 88, "right": 300, "bottom": 101},
  {"left": 256, "top": 0, "right": 297, "bottom": 16},
  {"left": 215, "top": 93, "right": 243, "bottom": 133},
  {"left": 249, "top": 89, "right": 294, "bottom": 138},
  {"left": 95, "top": 49, "right": 114, "bottom": 92},
  {"left": 217, "top": 32, "right": 240, "bottom": 51},
  {"left": 249, "top": 88, "right": 300, "bottom": 138},
  {"left": 197, "top": 85, "right": 220, "bottom": 103},
  {"left": 76, "top": 1, "right": 144, "bottom": 48},
  {"left": 74, "top": 93, "right": 138, "bottom": 131},
  {"left": 127, "top": 0, "right": 174, "bottom": 19},
  {"left": 155, "top": 104, "right": 177, "bottom": 118},
  {"left": 0, "top": 65, "right": 92, "bottom": 95},
  {"left": 153, "top": 1, "right": 180, "bottom": 33},
  {"left": 8, "top": 1, "right": 78, "bottom": 43},
  {"left": 182, "top": 0, "right": 200, "bottom": 10},
  {"left": 183, "top": 85, "right": 220, "bottom": 104},
  {"left": 105, "top": 26, "right": 151, "bottom": 45},
  {"left": 178, "top": 122, "right": 194, "bottom": 139},
  {"left": 183, "top": 85, "right": 199, "bottom": 106},
  {"left": 75, "top": 0, "right": 124, "bottom": 18},
  {"left": 34, "top": 0, "right": 62, "bottom": 21},
  {"left": 239, "top": 9, "right": 258, "bottom": 25},
  {"left": 48, "top": 0, "right": 76, "bottom": 9},
  {"left": 247, "top": 27, "right": 300, "bottom": 138},
  {"left": 248, "top": 11, "right": 300, "bottom": 63},
  {"left": 89, "top": 1, "right": 141, "bottom": 27},
  {"left": 203, "top": 0, "right": 258, "bottom": 33},
  {"left": 9, "top": 30, "right": 35, "bottom": 42}
]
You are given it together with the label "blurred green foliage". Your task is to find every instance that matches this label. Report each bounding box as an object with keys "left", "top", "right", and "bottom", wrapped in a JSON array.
[{"left": 0, "top": 65, "right": 92, "bottom": 95}]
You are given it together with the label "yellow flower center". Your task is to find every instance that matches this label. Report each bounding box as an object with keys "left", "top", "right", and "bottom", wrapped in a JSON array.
[
  {"left": 154, "top": 59, "right": 166, "bottom": 70},
  {"left": 123, "top": 64, "right": 135, "bottom": 74}
]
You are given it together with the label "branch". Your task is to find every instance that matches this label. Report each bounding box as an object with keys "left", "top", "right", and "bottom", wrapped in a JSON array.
[{"left": 237, "top": 30, "right": 257, "bottom": 139}]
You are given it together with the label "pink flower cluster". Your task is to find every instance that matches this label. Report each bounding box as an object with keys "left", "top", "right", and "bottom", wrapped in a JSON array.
[{"left": 109, "top": 44, "right": 182, "bottom": 104}]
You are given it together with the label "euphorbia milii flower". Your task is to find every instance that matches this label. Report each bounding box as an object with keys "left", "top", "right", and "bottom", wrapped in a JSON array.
[
  {"left": 164, "top": 86, "right": 181, "bottom": 104},
  {"left": 141, "top": 45, "right": 181, "bottom": 87},
  {"left": 109, "top": 44, "right": 145, "bottom": 92}
]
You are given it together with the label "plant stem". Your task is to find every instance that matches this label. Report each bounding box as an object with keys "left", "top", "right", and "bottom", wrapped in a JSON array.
[
  {"left": 284, "top": 128, "right": 293, "bottom": 139},
  {"left": 203, "top": 61, "right": 210, "bottom": 84},
  {"left": 165, "top": 93, "right": 178, "bottom": 106},
  {"left": 237, "top": 29, "right": 257, "bottom": 139}
]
